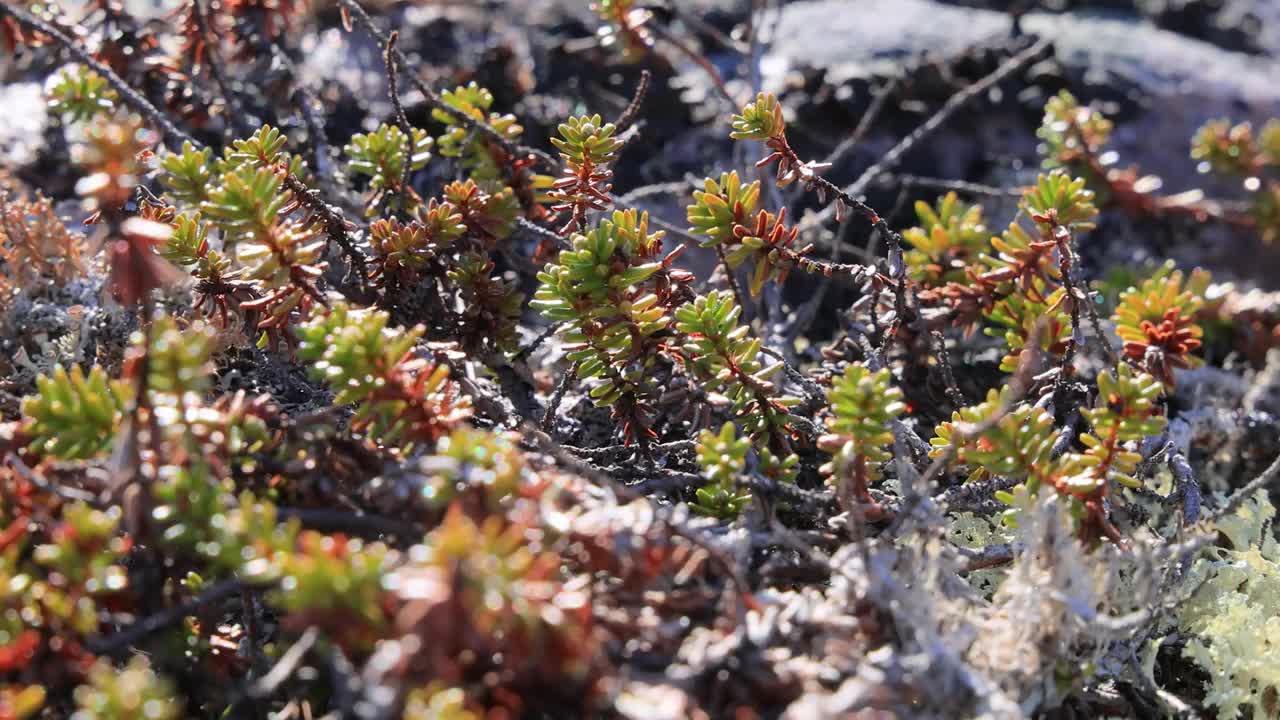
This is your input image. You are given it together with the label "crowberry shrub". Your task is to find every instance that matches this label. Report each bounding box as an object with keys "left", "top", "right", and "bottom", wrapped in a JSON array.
[
  {"left": 819, "top": 364, "right": 904, "bottom": 520},
  {"left": 2, "top": 3, "right": 1276, "bottom": 717}
]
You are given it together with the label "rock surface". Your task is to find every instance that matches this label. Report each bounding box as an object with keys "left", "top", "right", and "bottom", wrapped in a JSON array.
[
  {"left": 765, "top": 0, "right": 1280, "bottom": 285},
  {"left": 768, "top": 0, "right": 1280, "bottom": 161}
]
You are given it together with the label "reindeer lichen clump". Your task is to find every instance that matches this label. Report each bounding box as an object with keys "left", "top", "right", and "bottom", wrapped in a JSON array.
[
  {"left": 0, "top": 184, "right": 89, "bottom": 310},
  {"left": 1178, "top": 490, "right": 1280, "bottom": 720}
]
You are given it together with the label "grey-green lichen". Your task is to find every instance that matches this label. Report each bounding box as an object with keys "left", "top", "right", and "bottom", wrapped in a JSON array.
[{"left": 1178, "top": 490, "right": 1280, "bottom": 719}]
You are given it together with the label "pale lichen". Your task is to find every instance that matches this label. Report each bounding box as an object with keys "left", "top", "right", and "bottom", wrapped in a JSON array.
[{"left": 1177, "top": 490, "right": 1280, "bottom": 720}]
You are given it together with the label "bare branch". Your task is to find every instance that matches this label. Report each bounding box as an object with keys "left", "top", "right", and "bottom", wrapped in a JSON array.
[{"left": 0, "top": 3, "right": 199, "bottom": 149}]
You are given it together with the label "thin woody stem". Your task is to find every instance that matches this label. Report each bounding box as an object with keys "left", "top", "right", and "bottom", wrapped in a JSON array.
[
  {"left": 383, "top": 31, "right": 416, "bottom": 218},
  {"left": 337, "top": 0, "right": 558, "bottom": 173},
  {"left": 0, "top": 3, "right": 199, "bottom": 149}
]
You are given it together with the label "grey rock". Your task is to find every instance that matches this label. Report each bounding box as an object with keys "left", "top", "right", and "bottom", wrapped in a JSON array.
[
  {"left": 767, "top": 0, "right": 1280, "bottom": 286},
  {"left": 767, "top": 1, "right": 1280, "bottom": 180}
]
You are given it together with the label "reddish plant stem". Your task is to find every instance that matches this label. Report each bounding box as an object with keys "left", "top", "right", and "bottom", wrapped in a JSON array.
[{"left": 1060, "top": 112, "right": 1255, "bottom": 228}]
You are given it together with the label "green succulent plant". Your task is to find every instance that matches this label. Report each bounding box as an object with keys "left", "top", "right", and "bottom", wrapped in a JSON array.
[
  {"left": 367, "top": 205, "right": 464, "bottom": 282},
  {"left": 144, "top": 316, "right": 214, "bottom": 413},
  {"left": 203, "top": 491, "right": 300, "bottom": 575},
  {"left": 1190, "top": 118, "right": 1280, "bottom": 178},
  {"left": 404, "top": 685, "right": 482, "bottom": 720},
  {"left": 687, "top": 171, "right": 760, "bottom": 244},
  {"left": 159, "top": 211, "right": 210, "bottom": 267},
  {"left": 161, "top": 211, "right": 235, "bottom": 282},
  {"left": 926, "top": 171, "right": 1098, "bottom": 338},
  {"left": 1038, "top": 90, "right": 1113, "bottom": 180},
  {"left": 970, "top": 216, "right": 1059, "bottom": 298},
  {"left": 434, "top": 83, "right": 523, "bottom": 183},
  {"left": 932, "top": 364, "right": 1164, "bottom": 540},
  {"left": 71, "top": 656, "right": 182, "bottom": 720},
  {"left": 531, "top": 209, "right": 673, "bottom": 441},
  {"left": 422, "top": 428, "right": 529, "bottom": 510},
  {"left": 443, "top": 178, "right": 521, "bottom": 243},
  {"left": 902, "top": 192, "right": 989, "bottom": 286},
  {"left": 158, "top": 141, "right": 214, "bottom": 207},
  {"left": 1188, "top": 117, "right": 1280, "bottom": 242},
  {"left": 1113, "top": 261, "right": 1206, "bottom": 388},
  {"left": 1022, "top": 169, "right": 1098, "bottom": 230},
  {"left": 296, "top": 302, "right": 471, "bottom": 450},
  {"left": 268, "top": 532, "right": 395, "bottom": 649},
  {"left": 760, "top": 446, "right": 800, "bottom": 486},
  {"left": 547, "top": 114, "right": 622, "bottom": 231},
  {"left": 533, "top": 211, "right": 664, "bottom": 385},
  {"left": 674, "top": 290, "right": 799, "bottom": 441},
  {"left": 46, "top": 65, "right": 117, "bottom": 122},
  {"left": 687, "top": 171, "right": 816, "bottom": 296},
  {"left": 447, "top": 251, "right": 523, "bottom": 355},
  {"left": 21, "top": 365, "right": 130, "bottom": 460},
  {"left": 692, "top": 422, "right": 752, "bottom": 519},
  {"left": 344, "top": 123, "right": 433, "bottom": 214},
  {"left": 203, "top": 164, "right": 290, "bottom": 247},
  {"left": 818, "top": 364, "right": 905, "bottom": 514},
  {"left": 151, "top": 461, "right": 235, "bottom": 552},
  {"left": 295, "top": 299, "right": 418, "bottom": 383},
  {"left": 930, "top": 389, "right": 1058, "bottom": 487},
  {"left": 983, "top": 282, "right": 1072, "bottom": 374},
  {"left": 34, "top": 503, "right": 130, "bottom": 595},
  {"left": 1057, "top": 364, "right": 1166, "bottom": 492},
  {"left": 551, "top": 114, "right": 622, "bottom": 167},
  {"left": 217, "top": 124, "right": 305, "bottom": 177},
  {"left": 235, "top": 218, "right": 327, "bottom": 330},
  {"left": 189, "top": 140, "right": 331, "bottom": 334},
  {"left": 730, "top": 92, "right": 786, "bottom": 142},
  {"left": 591, "top": 0, "right": 654, "bottom": 61},
  {"left": 18, "top": 8, "right": 1280, "bottom": 716}
]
